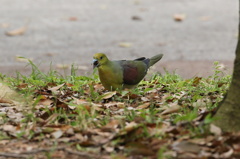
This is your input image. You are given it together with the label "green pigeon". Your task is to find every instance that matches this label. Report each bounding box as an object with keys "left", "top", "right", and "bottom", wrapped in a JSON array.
[{"left": 93, "top": 53, "right": 163, "bottom": 91}]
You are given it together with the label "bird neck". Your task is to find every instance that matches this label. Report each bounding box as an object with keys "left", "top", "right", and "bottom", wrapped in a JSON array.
[{"left": 99, "top": 60, "right": 111, "bottom": 69}]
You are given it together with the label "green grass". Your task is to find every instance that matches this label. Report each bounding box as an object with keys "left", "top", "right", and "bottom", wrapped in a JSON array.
[
  {"left": 0, "top": 60, "right": 231, "bottom": 158},
  {"left": 2, "top": 60, "right": 230, "bottom": 128}
]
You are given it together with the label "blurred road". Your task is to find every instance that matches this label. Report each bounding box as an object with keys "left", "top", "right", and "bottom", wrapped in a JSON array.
[{"left": 0, "top": 0, "right": 238, "bottom": 78}]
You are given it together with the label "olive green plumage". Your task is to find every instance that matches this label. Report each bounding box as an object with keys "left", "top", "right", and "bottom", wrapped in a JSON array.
[{"left": 93, "top": 53, "right": 163, "bottom": 91}]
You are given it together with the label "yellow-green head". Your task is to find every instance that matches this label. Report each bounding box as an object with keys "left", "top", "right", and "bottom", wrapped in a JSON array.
[{"left": 93, "top": 53, "right": 109, "bottom": 68}]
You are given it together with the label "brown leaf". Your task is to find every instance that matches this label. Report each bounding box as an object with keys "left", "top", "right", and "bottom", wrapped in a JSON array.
[
  {"left": 124, "top": 122, "right": 138, "bottom": 133},
  {"left": 141, "top": 97, "right": 149, "bottom": 102},
  {"left": 0, "top": 82, "right": 25, "bottom": 105},
  {"left": 72, "top": 97, "right": 91, "bottom": 106},
  {"left": 136, "top": 102, "right": 151, "bottom": 109},
  {"left": 172, "top": 140, "right": 201, "bottom": 153},
  {"left": 220, "top": 147, "right": 234, "bottom": 158},
  {"left": 124, "top": 93, "right": 140, "bottom": 99},
  {"left": 51, "top": 130, "right": 63, "bottom": 139},
  {"left": 68, "top": 17, "right": 78, "bottom": 21},
  {"left": 44, "top": 52, "right": 56, "bottom": 57},
  {"left": 76, "top": 66, "right": 89, "bottom": 70},
  {"left": 103, "top": 145, "right": 115, "bottom": 153},
  {"left": 48, "top": 83, "right": 65, "bottom": 93},
  {"left": 132, "top": 16, "right": 142, "bottom": 21},
  {"left": 38, "top": 98, "right": 53, "bottom": 106},
  {"left": 192, "top": 77, "right": 202, "bottom": 86},
  {"left": 199, "top": 16, "right": 211, "bottom": 21},
  {"left": 104, "top": 102, "right": 122, "bottom": 111},
  {"left": 1, "top": 23, "right": 10, "bottom": 28},
  {"left": 102, "top": 119, "right": 120, "bottom": 132},
  {"left": 5, "top": 26, "right": 27, "bottom": 36},
  {"left": 66, "top": 83, "right": 74, "bottom": 87},
  {"left": 173, "top": 91, "right": 186, "bottom": 99},
  {"left": 101, "top": 91, "right": 117, "bottom": 99},
  {"left": 94, "top": 84, "right": 104, "bottom": 91},
  {"left": 189, "top": 138, "right": 207, "bottom": 146},
  {"left": 173, "top": 14, "right": 186, "bottom": 22},
  {"left": 192, "top": 99, "right": 209, "bottom": 108},
  {"left": 210, "top": 124, "right": 222, "bottom": 136},
  {"left": 118, "top": 42, "right": 132, "bottom": 48},
  {"left": 56, "top": 100, "right": 69, "bottom": 110},
  {"left": 43, "top": 113, "right": 59, "bottom": 125},
  {"left": 161, "top": 93, "right": 175, "bottom": 102},
  {"left": 17, "top": 83, "right": 28, "bottom": 89},
  {"left": 3, "top": 125, "right": 17, "bottom": 133},
  {"left": 177, "top": 152, "right": 199, "bottom": 158},
  {"left": 126, "top": 142, "right": 155, "bottom": 156},
  {"left": 56, "top": 64, "right": 70, "bottom": 69},
  {"left": 161, "top": 103, "right": 181, "bottom": 115}
]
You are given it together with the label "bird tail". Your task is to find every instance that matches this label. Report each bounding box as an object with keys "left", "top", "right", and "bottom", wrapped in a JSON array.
[{"left": 149, "top": 54, "right": 163, "bottom": 67}]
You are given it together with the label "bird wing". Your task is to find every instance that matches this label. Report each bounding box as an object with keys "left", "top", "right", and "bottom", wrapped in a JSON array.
[{"left": 118, "top": 60, "right": 149, "bottom": 85}]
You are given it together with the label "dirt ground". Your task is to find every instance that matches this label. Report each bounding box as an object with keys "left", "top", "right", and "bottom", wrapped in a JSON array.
[{"left": 0, "top": 0, "right": 238, "bottom": 78}]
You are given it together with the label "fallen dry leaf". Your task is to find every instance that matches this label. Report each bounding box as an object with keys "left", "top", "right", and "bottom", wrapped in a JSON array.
[
  {"left": 44, "top": 52, "right": 56, "bottom": 57},
  {"left": 43, "top": 113, "right": 59, "bottom": 125},
  {"left": 72, "top": 97, "right": 91, "bottom": 106},
  {"left": 210, "top": 124, "right": 222, "bottom": 136},
  {"left": 102, "top": 119, "right": 120, "bottom": 132},
  {"left": 68, "top": 17, "right": 78, "bottom": 21},
  {"left": 124, "top": 122, "right": 138, "bottom": 132},
  {"left": 220, "top": 147, "right": 234, "bottom": 158},
  {"left": 173, "top": 14, "right": 186, "bottom": 22},
  {"left": 218, "top": 63, "right": 227, "bottom": 70},
  {"left": 76, "top": 65, "right": 89, "bottom": 70},
  {"left": 0, "top": 82, "right": 26, "bottom": 105},
  {"left": 126, "top": 141, "right": 155, "bottom": 156},
  {"left": 199, "top": 16, "right": 211, "bottom": 21},
  {"left": 141, "top": 97, "right": 149, "bottom": 102},
  {"left": 134, "top": 0, "right": 141, "bottom": 5},
  {"left": 103, "top": 145, "right": 115, "bottom": 153},
  {"left": 172, "top": 140, "right": 201, "bottom": 153},
  {"left": 132, "top": 16, "right": 142, "bottom": 21},
  {"left": 52, "top": 130, "right": 63, "bottom": 139},
  {"left": 136, "top": 102, "right": 150, "bottom": 109},
  {"left": 192, "top": 77, "right": 202, "bottom": 86},
  {"left": 48, "top": 83, "right": 65, "bottom": 94},
  {"left": 161, "top": 103, "right": 181, "bottom": 115},
  {"left": 56, "top": 64, "right": 70, "bottom": 69},
  {"left": 118, "top": 42, "right": 132, "bottom": 48},
  {"left": 5, "top": 26, "right": 27, "bottom": 36},
  {"left": 3, "top": 124, "right": 16, "bottom": 132},
  {"left": 101, "top": 91, "right": 117, "bottom": 100},
  {"left": 38, "top": 99, "right": 54, "bottom": 106},
  {"left": 1, "top": 23, "right": 10, "bottom": 28}
]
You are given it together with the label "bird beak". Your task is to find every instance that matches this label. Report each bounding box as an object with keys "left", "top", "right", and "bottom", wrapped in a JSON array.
[{"left": 93, "top": 59, "right": 99, "bottom": 68}]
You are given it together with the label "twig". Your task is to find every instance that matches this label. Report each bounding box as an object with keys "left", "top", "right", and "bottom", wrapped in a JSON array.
[
  {"left": 0, "top": 147, "right": 101, "bottom": 159},
  {"left": 0, "top": 152, "right": 27, "bottom": 158},
  {"left": 65, "top": 148, "right": 100, "bottom": 159},
  {"left": 19, "top": 146, "right": 66, "bottom": 154}
]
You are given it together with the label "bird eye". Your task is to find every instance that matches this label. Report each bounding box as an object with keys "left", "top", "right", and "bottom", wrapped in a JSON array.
[{"left": 100, "top": 56, "right": 103, "bottom": 60}]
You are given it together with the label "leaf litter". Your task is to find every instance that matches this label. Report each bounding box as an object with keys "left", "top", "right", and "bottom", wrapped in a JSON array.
[
  {"left": 5, "top": 26, "right": 27, "bottom": 36},
  {"left": 0, "top": 68, "right": 238, "bottom": 159}
]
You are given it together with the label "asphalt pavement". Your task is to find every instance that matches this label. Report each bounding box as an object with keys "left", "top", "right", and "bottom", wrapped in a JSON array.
[{"left": 0, "top": 0, "right": 238, "bottom": 78}]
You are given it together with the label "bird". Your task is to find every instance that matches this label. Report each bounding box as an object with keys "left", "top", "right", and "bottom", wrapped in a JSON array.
[{"left": 93, "top": 53, "right": 163, "bottom": 91}]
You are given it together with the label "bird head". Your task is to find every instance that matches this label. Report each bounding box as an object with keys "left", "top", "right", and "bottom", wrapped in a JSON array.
[{"left": 93, "top": 53, "right": 109, "bottom": 68}]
